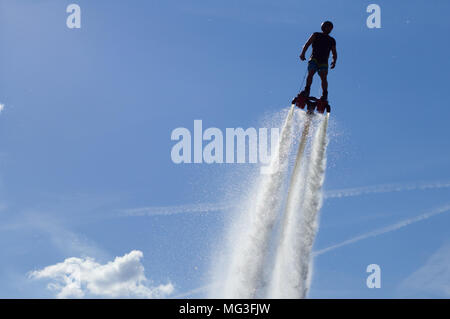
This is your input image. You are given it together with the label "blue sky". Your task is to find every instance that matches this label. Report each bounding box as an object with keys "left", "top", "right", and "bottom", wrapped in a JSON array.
[{"left": 0, "top": 0, "right": 449, "bottom": 298}]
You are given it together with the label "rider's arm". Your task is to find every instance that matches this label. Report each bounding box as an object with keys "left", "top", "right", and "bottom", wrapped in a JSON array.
[
  {"left": 331, "top": 44, "right": 337, "bottom": 68},
  {"left": 300, "top": 33, "right": 316, "bottom": 59}
]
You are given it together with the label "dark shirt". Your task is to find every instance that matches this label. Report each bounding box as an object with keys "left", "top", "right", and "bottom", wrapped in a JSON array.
[{"left": 310, "top": 32, "right": 336, "bottom": 64}]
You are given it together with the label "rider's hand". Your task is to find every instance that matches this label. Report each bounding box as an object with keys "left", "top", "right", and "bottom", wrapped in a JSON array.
[
  {"left": 330, "top": 60, "right": 336, "bottom": 69},
  {"left": 300, "top": 53, "right": 306, "bottom": 61}
]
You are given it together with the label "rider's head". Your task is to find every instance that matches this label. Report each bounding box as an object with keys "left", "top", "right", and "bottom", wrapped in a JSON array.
[{"left": 321, "top": 21, "right": 333, "bottom": 34}]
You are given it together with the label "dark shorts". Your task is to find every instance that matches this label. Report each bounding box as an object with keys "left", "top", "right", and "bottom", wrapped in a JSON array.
[{"left": 308, "top": 58, "right": 328, "bottom": 74}]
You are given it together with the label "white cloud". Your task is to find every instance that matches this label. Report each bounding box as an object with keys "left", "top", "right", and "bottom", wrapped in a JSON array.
[
  {"left": 0, "top": 103, "right": 4, "bottom": 113},
  {"left": 29, "top": 250, "right": 174, "bottom": 299},
  {"left": 398, "top": 243, "right": 450, "bottom": 297}
]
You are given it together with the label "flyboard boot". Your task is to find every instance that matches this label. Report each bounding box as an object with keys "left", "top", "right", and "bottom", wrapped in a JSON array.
[
  {"left": 292, "top": 87, "right": 310, "bottom": 109},
  {"left": 316, "top": 90, "right": 329, "bottom": 113}
]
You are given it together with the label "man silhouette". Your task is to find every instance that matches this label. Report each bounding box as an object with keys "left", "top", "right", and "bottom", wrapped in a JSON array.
[{"left": 299, "top": 21, "right": 337, "bottom": 101}]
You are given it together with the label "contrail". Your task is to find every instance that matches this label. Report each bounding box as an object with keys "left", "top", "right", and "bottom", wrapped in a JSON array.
[
  {"left": 313, "top": 204, "right": 450, "bottom": 256},
  {"left": 323, "top": 181, "right": 450, "bottom": 199},
  {"left": 172, "top": 284, "right": 214, "bottom": 299},
  {"left": 269, "top": 113, "right": 329, "bottom": 298},
  {"left": 120, "top": 202, "right": 233, "bottom": 217},
  {"left": 121, "top": 181, "right": 450, "bottom": 217}
]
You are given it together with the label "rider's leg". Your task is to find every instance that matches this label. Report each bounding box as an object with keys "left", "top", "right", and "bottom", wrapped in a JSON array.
[
  {"left": 304, "top": 60, "right": 318, "bottom": 96},
  {"left": 304, "top": 70, "right": 315, "bottom": 96},
  {"left": 318, "top": 70, "right": 328, "bottom": 99}
]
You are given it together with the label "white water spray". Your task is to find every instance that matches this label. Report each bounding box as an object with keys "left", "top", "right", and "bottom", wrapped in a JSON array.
[
  {"left": 216, "top": 106, "right": 299, "bottom": 298},
  {"left": 269, "top": 114, "right": 329, "bottom": 298},
  {"left": 210, "top": 107, "right": 329, "bottom": 299}
]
